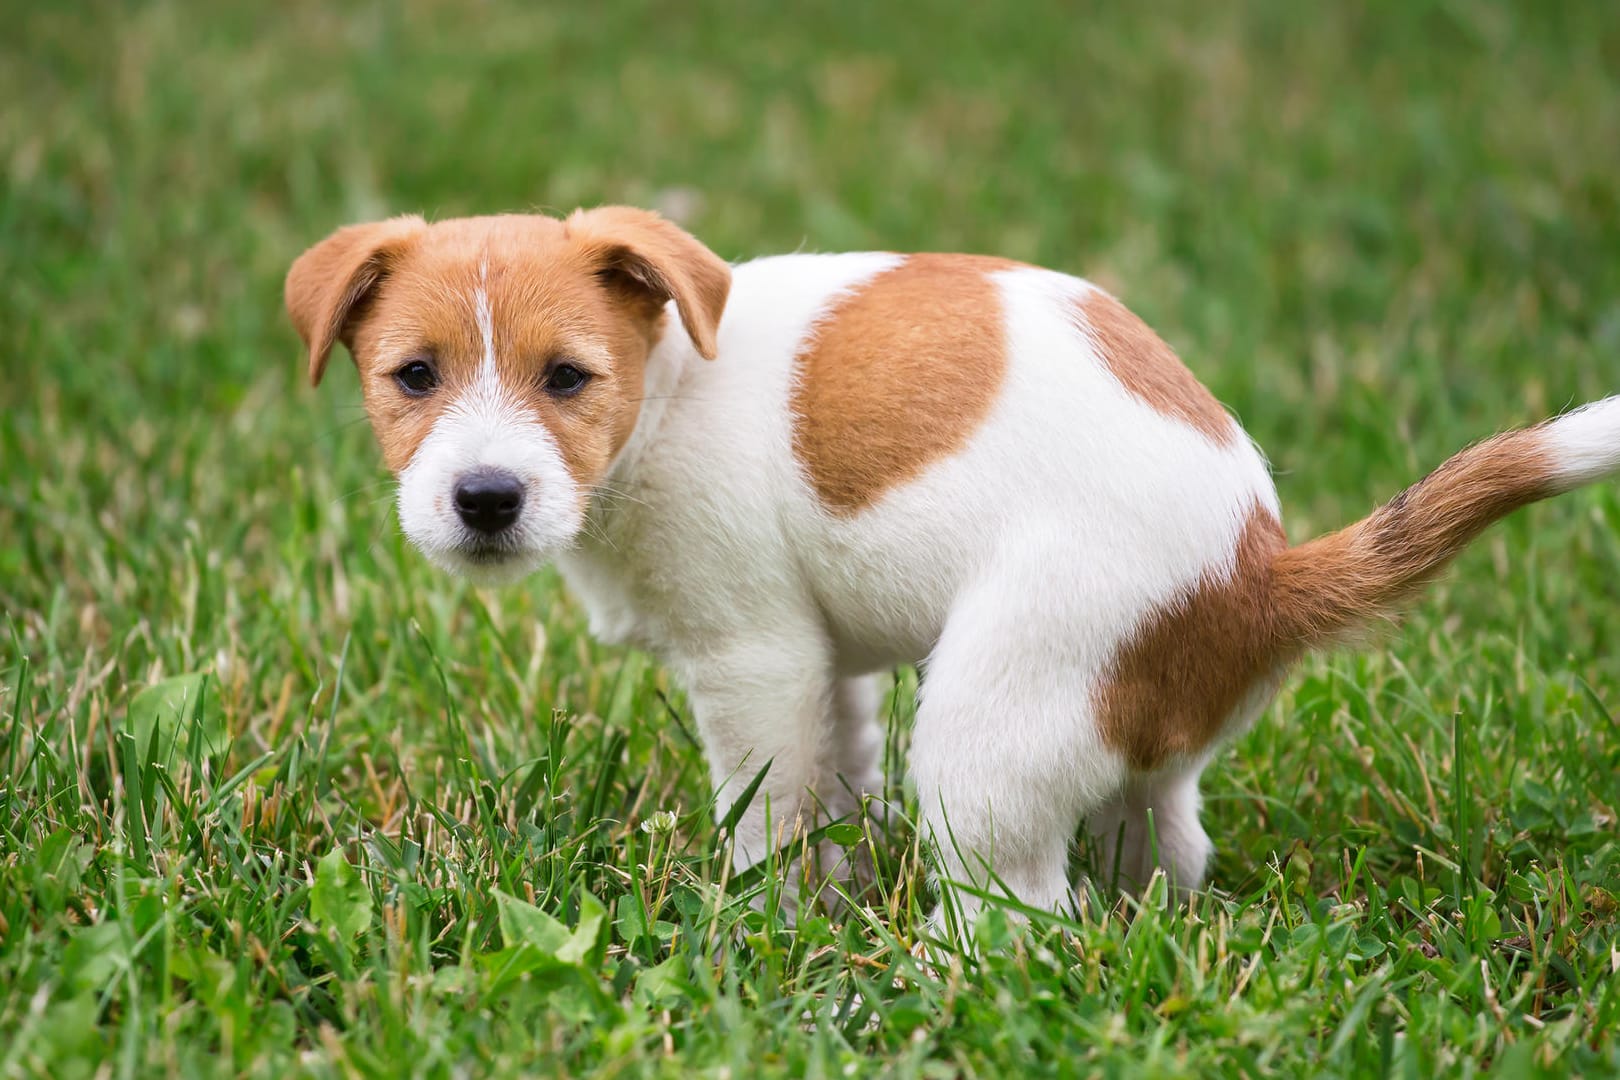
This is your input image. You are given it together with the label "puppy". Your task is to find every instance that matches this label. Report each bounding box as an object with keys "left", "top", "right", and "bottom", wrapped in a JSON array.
[{"left": 286, "top": 207, "right": 1620, "bottom": 928}]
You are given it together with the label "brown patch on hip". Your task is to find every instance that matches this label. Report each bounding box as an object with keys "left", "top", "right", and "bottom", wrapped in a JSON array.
[
  {"left": 1073, "top": 290, "right": 1235, "bottom": 445},
  {"left": 1096, "top": 506, "right": 1290, "bottom": 772},
  {"left": 790, "top": 254, "right": 1015, "bottom": 515}
]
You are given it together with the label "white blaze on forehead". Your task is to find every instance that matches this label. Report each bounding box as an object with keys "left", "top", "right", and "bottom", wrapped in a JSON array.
[
  {"left": 475, "top": 258, "right": 496, "bottom": 379},
  {"left": 392, "top": 261, "right": 585, "bottom": 584}
]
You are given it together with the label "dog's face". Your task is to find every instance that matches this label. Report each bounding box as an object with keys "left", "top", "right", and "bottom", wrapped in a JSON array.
[{"left": 286, "top": 209, "right": 730, "bottom": 582}]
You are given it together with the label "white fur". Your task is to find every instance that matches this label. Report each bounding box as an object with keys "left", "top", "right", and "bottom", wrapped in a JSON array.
[
  {"left": 1544, "top": 394, "right": 1620, "bottom": 490},
  {"left": 475, "top": 260, "right": 496, "bottom": 377}
]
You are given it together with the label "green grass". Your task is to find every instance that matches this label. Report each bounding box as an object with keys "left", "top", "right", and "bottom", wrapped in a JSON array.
[{"left": 4, "top": 0, "right": 1620, "bottom": 1075}]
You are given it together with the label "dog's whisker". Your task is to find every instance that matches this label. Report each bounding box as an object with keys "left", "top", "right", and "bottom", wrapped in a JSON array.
[
  {"left": 623, "top": 393, "right": 703, "bottom": 405},
  {"left": 590, "top": 483, "right": 648, "bottom": 509},
  {"left": 581, "top": 517, "right": 621, "bottom": 555},
  {"left": 329, "top": 478, "right": 398, "bottom": 504}
]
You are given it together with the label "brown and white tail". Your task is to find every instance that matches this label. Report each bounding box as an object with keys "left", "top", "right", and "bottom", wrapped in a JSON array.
[{"left": 1270, "top": 396, "right": 1620, "bottom": 648}]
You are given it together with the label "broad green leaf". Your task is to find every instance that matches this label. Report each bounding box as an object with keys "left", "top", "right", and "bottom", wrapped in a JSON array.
[
  {"left": 633, "top": 954, "right": 686, "bottom": 1008},
  {"left": 127, "top": 672, "right": 227, "bottom": 760},
  {"left": 495, "top": 890, "right": 572, "bottom": 955},
  {"left": 495, "top": 890, "right": 607, "bottom": 967},
  {"left": 311, "top": 847, "right": 372, "bottom": 940},
  {"left": 616, "top": 897, "right": 649, "bottom": 945},
  {"left": 567, "top": 891, "right": 607, "bottom": 965},
  {"left": 823, "top": 822, "right": 864, "bottom": 847},
  {"left": 32, "top": 994, "right": 102, "bottom": 1073},
  {"left": 61, "top": 922, "right": 129, "bottom": 994},
  {"left": 482, "top": 892, "right": 608, "bottom": 997}
]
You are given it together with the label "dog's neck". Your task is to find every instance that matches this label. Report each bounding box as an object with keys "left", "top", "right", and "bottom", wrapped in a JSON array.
[
  {"left": 569, "top": 305, "right": 695, "bottom": 572},
  {"left": 551, "top": 323, "right": 680, "bottom": 651},
  {"left": 596, "top": 304, "right": 694, "bottom": 507}
]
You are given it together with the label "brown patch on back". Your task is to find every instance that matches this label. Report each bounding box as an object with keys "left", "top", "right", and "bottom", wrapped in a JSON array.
[
  {"left": 1074, "top": 290, "right": 1234, "bottom": 444},
  {"left": 1096, "top": 506, "right": 1289, "bottom": 772},
  {"left": 791, "top": 254, "right": 1015, "bottom": 514}
]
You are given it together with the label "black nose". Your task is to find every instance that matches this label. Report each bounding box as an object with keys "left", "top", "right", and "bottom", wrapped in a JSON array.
[{"left": 453, "top": 469, "right": 525, "bottom": 535}]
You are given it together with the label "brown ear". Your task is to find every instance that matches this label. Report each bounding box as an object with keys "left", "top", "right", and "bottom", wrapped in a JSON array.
[
  {"left": 565, "top": 206, "right": 731, "bottom": 359},
  {"left": 284, "top": 215, "right": 426, "bottom": 386}
]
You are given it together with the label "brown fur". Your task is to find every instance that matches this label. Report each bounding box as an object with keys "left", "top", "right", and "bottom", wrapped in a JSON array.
[
  {"left": 564, "top": 206, "right": 730, "bottom": 361},
  {"left": 285, "top": 214, "right": 428, "bottom": 386},
  {"left": 1270, "top": 428, "right": 1558, "bottom": 647},
  {"left": 790, "top": 254, "right": 1015, "bottom": 514},
  {"left": 1096, "top": 506, "right": 1289, "bottom": 771},
  {"left": 285, "top": 208, "right": 731, "bottom": 483},
  {"left": 1099, "top": 427, "right": 1561, "bottom": 771},
  {"left": 1073, "top": 290, "right": 1235, "bottom": 444}
]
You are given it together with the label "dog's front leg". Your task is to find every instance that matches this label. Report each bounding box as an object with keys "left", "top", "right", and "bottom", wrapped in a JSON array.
[{"left": 681, "top": 630, "right": 838, "bottom": 900}]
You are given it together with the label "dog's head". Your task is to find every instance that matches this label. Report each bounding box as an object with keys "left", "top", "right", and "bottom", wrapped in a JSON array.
[{"left": 286, "top": 208, "right": 730, "bottom": 582}]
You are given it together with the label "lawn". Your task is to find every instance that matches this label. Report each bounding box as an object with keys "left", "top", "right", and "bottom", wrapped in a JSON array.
[{"left": 4, "top": 0, "right": 1620, "bottom": 1075}]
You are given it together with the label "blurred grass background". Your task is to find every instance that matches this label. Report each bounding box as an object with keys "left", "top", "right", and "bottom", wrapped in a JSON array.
[{"left": 3, "top": 0, "right": 1619, "bottom": 1075}]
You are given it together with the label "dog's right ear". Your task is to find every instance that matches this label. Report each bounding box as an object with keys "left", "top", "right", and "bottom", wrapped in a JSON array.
[
  {"left": 285, "top": 215, "right": 426, "bottom": 386},
  {"left": 565, "top": 206, "right": 731, "bottom": 360}
]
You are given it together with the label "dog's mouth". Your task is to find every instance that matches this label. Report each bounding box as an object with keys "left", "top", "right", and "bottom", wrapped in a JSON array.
[
  {"left": 424, "top": 530, "right": 556, "bottom": 586},
  {"left": 461, "top": 540, "right": 519, "bottom": 565}
]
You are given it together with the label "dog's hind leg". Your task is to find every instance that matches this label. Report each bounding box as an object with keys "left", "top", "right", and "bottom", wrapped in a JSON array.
[
  {"left": 908, "top": 579, "right": 1128, "bottom": 938},
  {"left": 824, "top": 675, "right": 887, "bottom": 821},
  {"left": 1085, "top": 766, "right": 1213, "bottom": 897},
  {"left": 1084, "top": 671, "right": 1283, "bottom": 899}
]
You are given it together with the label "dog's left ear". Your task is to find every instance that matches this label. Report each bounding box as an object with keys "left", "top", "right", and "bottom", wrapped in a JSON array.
[
  {"left": 285, "top": 215, "right": 426, "bottom": 386},
  {"left": 566, "top": 206, "right": 732, "bottom": 360}
]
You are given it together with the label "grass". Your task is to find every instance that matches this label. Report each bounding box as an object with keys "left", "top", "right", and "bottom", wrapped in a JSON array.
[{"left": 3, "top": 0, "right": 1619, "bottom": 1074}]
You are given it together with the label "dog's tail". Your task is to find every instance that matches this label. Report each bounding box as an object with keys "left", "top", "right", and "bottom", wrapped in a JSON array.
[{"left": 1269, "top": 395, "right": 1620, "bottom": 649}]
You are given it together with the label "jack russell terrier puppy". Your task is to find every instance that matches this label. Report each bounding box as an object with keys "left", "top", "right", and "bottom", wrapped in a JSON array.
[{"left": 286, "top": 207, "right": 1620, "bottom": 928}]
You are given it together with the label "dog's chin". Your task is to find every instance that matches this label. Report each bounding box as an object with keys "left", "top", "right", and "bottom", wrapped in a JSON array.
[{"left": 422, "top": 542, "right": 553, "bottom": 586}]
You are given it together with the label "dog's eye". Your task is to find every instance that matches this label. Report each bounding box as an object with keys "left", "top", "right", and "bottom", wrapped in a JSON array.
[
  {"left": 394, "top": 360, "right": 439, "bottom": 396},
  {"left": 545, "top": 363, "right": 591, "bottom": 397}
]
